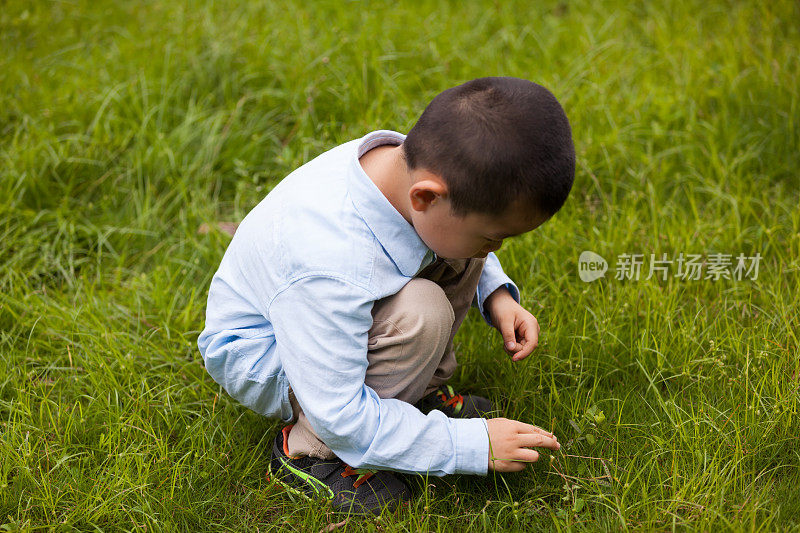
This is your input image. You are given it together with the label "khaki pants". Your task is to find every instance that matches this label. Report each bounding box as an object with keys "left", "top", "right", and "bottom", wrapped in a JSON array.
[{"left": 286, "top": 256, "right": 487, "bottom": 458}]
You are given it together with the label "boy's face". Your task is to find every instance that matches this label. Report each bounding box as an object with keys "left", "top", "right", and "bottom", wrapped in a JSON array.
[{"left": 410, "top": 192, "right": 548, "bottom": 260}]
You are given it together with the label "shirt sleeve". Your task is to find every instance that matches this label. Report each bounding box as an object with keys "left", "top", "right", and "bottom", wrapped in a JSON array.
[
  {"left": 269, "top": 275, "right": 489, "bottom": 476},
  {"left": 473, "top": 252, "right": 521, "bottom": 327}
]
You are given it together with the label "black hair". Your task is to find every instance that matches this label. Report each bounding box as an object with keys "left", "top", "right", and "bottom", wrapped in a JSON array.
[{"left": 402, "top": 77, "right": 575, "bottom": 218}]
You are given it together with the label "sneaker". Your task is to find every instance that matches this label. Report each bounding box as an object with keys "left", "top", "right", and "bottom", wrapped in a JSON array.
[
  {"left": 268, "top": 425, "right": 411, "bottom": 515},
  {"left": 415, "top": 385, "right": 493, "bottom": 418}
]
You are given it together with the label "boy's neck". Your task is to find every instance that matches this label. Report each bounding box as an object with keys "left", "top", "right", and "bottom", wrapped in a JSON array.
[{"left": 358, "top": 144, "right": 414, "bottom": 225}]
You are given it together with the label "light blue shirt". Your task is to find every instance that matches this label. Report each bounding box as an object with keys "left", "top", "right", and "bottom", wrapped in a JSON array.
[{"left": 198, "top": 130, "right": 521, "bottom": 476}]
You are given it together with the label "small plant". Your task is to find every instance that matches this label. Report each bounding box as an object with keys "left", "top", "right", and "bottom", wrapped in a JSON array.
[{"left": 567, "top": 404, "right": 606, "bottom": 448}]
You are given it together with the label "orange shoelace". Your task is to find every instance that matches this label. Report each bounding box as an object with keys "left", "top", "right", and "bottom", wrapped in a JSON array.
[
  {"left": 341, "top": 465, "right": 375, "bottom": 488},
  {"left": 282, "top": 424, "right": 376, "bottom": 489},
  {"left": 437, "top": 385, "right": 464, "bottom": 414}
]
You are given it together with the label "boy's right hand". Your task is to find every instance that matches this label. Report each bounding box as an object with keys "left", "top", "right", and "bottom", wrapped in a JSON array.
[{"left": 486, "top": 418, "right": 560, "bottom": 472}]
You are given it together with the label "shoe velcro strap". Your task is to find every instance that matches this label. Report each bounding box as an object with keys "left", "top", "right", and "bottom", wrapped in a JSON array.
[{"left": 310, "top": 460, "right": 343, "bottom": 479}]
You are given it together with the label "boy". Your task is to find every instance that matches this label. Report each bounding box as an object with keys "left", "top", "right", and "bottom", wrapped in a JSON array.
[{"left": 198, "top": 77, "right": 574, "bottom": 514}]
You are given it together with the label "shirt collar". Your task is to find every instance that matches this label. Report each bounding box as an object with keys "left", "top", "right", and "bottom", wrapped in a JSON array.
[{"left": 349, "top": 130, "right": 433, "bottom": 277}]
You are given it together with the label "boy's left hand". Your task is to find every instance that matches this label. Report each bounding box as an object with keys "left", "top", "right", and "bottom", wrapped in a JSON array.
[{"left": 485, "top": 287, "right": 540, "bottom": 362}]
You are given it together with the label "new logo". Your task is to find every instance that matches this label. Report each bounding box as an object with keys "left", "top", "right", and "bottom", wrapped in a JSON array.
[{"left": 578, "top": 251, "right": 608, "bottom": 282}]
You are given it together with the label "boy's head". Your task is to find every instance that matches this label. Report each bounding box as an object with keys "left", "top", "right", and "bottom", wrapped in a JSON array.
[{"left": 401, "top": 77, "right": 575, "bottom": 259}]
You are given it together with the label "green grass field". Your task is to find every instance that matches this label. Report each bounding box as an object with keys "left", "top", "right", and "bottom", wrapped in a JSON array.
[{"left": 2, "top": 0, "right": 799, "bottom": 530}]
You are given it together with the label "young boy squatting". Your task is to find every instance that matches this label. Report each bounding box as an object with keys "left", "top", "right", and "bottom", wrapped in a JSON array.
[{"left": 198, "top": 77, "right": 575, "bottom": 513}]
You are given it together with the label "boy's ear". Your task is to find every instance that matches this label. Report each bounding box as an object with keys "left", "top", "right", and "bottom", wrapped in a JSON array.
[{"left": 409, "top": 170, "right": 448, "bottom": 212}]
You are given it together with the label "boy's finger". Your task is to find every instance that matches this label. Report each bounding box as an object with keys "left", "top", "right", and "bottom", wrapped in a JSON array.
[
  {"left": 491, "top": 459, "right": 527, "bottom": 472},
  {"left": 529, "top": 426, "right": 557, "bottom": 440},
  {"left": 511, "top": 342, "right": 535, "bottom": 361},
  {"left": 499, "top": 322, "right": 518, "bottom": 353},
  {"left": 518, "top": 433, "right": 560, "bottom": 450},
  {"left": 514, "top": 421, "right": 556, "bottom": 438},
  {"left": 511, "top": 322, "right": 539, "bottom": 361},
  {"left": 512, "top": 448, "right": 540, "bottom": 463},
  {"left": 522, "top": 322, "right": 539, "bottom": 349}
]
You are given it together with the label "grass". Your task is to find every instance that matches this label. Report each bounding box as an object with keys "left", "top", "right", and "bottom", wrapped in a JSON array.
[{"left": 1, "top": 0, "right": 798, "bottom": 530}]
